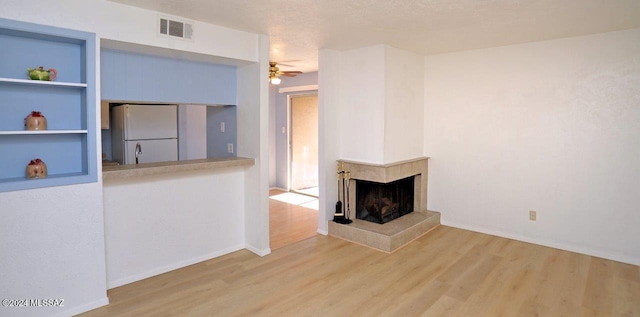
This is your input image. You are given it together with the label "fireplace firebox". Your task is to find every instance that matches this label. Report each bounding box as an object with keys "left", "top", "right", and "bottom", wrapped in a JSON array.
[{"left": 356, "top": 176, "right": 414, "bottom": 224}]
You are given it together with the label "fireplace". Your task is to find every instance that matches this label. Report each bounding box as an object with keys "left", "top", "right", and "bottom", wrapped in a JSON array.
[
  {"left": 356, "top": 176, "right": 414, "bottom": 224},
  {"left": 329, "top": 157, "right": 440, "bottom": 253},
  {"left": 338, "top": 157, "right": 428, "bottom": 223}
]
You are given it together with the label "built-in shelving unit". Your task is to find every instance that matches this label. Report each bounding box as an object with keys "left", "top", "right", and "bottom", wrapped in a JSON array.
[{"left": 0, "top": 18, "right": 97, "bottom": 192}]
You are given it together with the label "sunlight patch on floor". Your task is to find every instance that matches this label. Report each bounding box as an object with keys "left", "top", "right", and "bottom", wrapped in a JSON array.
[
  {"left": 295, "top": 186, "right": 319, "bottom": 197},
  {"left": 269, "top": 192, "right": 319, "bottom": 210},
  {"left": 299, "top": 200, "right": 319, "bottom": 210}
]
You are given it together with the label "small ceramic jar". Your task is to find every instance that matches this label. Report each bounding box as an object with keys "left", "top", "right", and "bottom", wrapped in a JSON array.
[
  {"left": 24, "top": 111, "right": 47, "bottom": 131},
  {"left": 26, "top": 158, "right": 47, "bottom": 179}
]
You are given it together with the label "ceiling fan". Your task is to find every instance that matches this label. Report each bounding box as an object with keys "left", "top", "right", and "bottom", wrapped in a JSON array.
[{"left": 269, "top": 62, "right": 302, "bottom": 85}]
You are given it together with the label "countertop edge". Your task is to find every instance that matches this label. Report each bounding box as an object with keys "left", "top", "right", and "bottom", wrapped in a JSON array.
[{"left": 102, "top": 157, "right": 255, "bottom": 180}]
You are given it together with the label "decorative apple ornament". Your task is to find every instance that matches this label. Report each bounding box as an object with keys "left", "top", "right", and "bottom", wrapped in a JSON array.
[
  {"left": 26, "top": 158, "right": 47, "bottom": 179},
  {"left": 24, "top": 111, "right": 47, "bottom": 131}
]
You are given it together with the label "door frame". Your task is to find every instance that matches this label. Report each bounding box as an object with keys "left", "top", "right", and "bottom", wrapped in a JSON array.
[{"left": 287, "top": 92, "right": 319, "bottom": 195}]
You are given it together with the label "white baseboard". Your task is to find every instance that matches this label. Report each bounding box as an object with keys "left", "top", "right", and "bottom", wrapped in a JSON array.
[
  {"left": 107, "top": 244, "right": 245, "bottom": 289},
  {"left": 269, "top": 187, "right": 289, "bottom": 192},
  {"left": 442, "top": 220, "right": 640, "bottom": 266},
  {"left": 245, "top": 244, "right": 271, "bottom": 256},
  {"left": 317, "top": 228, "right": 328, "bottom": 235},
  {"left": 53, "top": 297, "right": 109, "bottom": 317}
]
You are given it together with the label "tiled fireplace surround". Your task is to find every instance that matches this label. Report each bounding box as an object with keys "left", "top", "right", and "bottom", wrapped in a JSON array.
[{"left": 328, "top": 157, "right": 441, "bottom": 252}]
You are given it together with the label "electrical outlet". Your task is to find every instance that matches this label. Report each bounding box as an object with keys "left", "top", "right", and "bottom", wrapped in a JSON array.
[
  {"left": 281, "top": 126, "right": 286, "bottom": 134},
  {"left": 529, "top": 210, "right": 537, "bottom": 221},
  {"left": 227, "top": 143, "right": 234, "bottom": 153},
  {"left": 220, "top": 122, "right": 225, "bottom": 133}
]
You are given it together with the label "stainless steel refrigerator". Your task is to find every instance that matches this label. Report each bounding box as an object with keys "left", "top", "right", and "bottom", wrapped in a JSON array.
[{"left": 111, "top": 104, "right": 178, "bottom": 165}]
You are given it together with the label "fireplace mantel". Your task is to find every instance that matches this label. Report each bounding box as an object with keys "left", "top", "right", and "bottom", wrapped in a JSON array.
[{"left": 339, "top": 157, "right": 429, "bottom": 183}]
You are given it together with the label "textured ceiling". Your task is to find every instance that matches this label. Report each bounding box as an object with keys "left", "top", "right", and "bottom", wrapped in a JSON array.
[{"left": 109, "top": 0, "right": 640, "bottom": 72}]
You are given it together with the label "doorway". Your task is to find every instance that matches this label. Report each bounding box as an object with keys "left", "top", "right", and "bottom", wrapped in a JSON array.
[
  {"left": 268, "top": 91, "right": 319, "bottom": 251},
  {"left": 289, "top": 94, "right": 319, "bottom": 197}
]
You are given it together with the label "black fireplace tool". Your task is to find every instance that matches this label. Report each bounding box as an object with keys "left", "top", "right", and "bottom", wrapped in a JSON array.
[{"left": 333, "top": 162, "right": 352, "bottom": 224}]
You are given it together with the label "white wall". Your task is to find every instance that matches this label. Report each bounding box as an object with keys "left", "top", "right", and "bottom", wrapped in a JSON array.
[
  {"left": 424, "top": 28, "right": 640, "bottom": 265},
  {"left": 0, "top": 0, "right": 257, "bottom": 63},
  {"left": 384, "top": 46, "right": 424, "bottom": 163},
  {"left": 332, "top": 45, "right": 425, "bottom": 164},
  {"left": 318, "top": 49, "right": 344, "bottom": 234},
  {"left": 237, "top": 34, "right": 271, "bottom": 255},
  {"left": 103, "top": 169, "right": 245, "bottom": 288},
  {"left": 337, "top": 45, "right": 386, "bottom": 163},
  {"left": 0, "top": 184, "right": 107, "bottom": 317}
]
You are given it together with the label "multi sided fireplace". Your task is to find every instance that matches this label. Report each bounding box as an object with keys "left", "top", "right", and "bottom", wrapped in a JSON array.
[
  {"left": 356, "top": 176, "right": 414, "bottom": 224},
  {"left": 330, "top": 157, "right": 440, "bottom": 253},
  {"left": 335, "top": 158, "right": 429, "bottom": 225}
]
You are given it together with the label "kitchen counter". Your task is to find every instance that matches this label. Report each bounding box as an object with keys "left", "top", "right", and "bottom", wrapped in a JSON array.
[{"left": 102, "top": 157, "right": 255, "bottom": 180}]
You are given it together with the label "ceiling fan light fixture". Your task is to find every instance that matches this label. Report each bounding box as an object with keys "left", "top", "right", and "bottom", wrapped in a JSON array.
[{"left": 270, "top": 76, "right": 281, "bottom": 85}]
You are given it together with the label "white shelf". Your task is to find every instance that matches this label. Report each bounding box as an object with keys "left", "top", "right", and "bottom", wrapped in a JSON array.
[
  {"left": 0, "top": 77, "right": 87, "bottom": 88},
  {"left": 0, "top": 172, "right": 88, "bottom": 184},
  {"left": 0, "top": 130, "right": 88, "bottom": 135}
]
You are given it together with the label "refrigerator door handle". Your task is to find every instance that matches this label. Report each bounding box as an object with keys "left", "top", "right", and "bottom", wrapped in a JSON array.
[{"left": 135, "top": 142, "right": 142, "bottom": 164}]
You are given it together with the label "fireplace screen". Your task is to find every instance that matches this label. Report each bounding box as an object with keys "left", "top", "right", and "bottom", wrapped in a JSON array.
[{"left": 355, "top": 176, "right": 414, "bottom": 224}]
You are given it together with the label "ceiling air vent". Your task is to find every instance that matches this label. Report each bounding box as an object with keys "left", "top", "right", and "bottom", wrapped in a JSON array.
[{"left": 159, "top": 16, "right": 193, "bottom": 40}]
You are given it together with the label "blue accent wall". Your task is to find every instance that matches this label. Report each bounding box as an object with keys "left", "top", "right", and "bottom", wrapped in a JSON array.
[
  {"left": 101, "top": 49, "right": 237, "bottom": 105},
  {"left": 207, "top": 106, "right": 237, "bottom": 158}
]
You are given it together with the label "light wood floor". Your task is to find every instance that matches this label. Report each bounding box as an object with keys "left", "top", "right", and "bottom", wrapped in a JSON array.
[
  {"left": 269, "top": 189, "right": 318, "bottom": 250},
  {"left": 79, "top": 226, "right": 640, "bottom": 317}
]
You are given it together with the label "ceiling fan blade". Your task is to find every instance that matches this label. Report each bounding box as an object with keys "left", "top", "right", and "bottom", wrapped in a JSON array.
[
  {"left": 269, "top": 61, "right": 302, "bottom": 80},
  {"left": 273, "top": 60, "right": 301, "bottom": 67}
]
